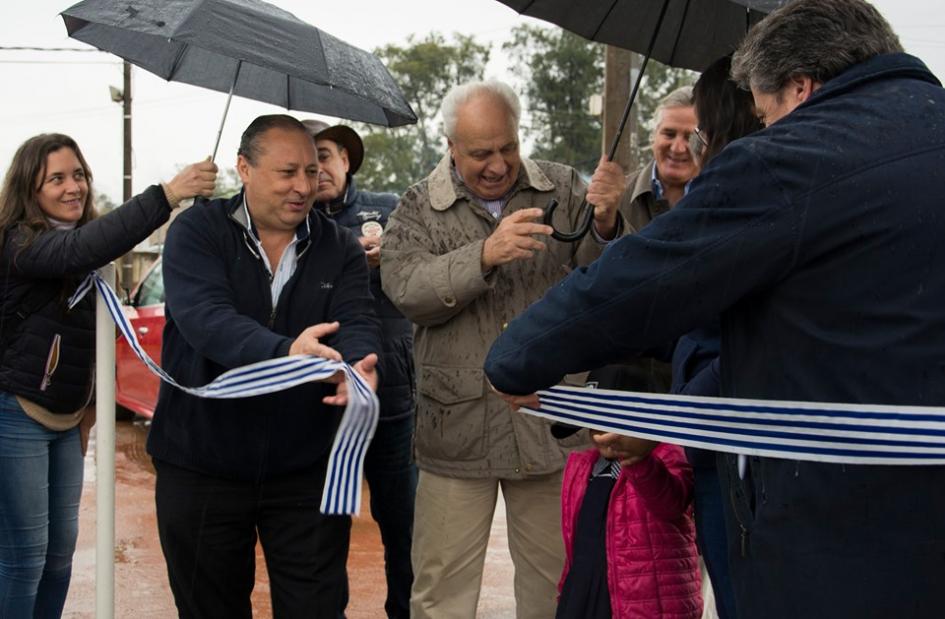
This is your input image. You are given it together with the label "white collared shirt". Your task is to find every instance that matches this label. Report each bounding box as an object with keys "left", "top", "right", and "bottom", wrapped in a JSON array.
[{"left": 240, "top": 200, "right": 309, "bottom": 305}]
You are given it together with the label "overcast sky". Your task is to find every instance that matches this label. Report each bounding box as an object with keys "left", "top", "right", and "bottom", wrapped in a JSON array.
[{"left": 1, "top": 1, "right": 942, "bottom": 202}]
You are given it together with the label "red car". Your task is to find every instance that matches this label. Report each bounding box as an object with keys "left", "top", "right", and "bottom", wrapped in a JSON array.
[{"left": 116, "top": 258, "right": 164, "bottom": 418}]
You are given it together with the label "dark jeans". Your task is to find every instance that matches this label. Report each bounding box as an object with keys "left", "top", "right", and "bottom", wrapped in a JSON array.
[
  {"left": 363, "top": 413, "right": 417, "bottom": 619},
  {"left": 0, "top": 393, "right": 83, "bottom": 619},
  {"left": 692, "top": 463, "right": 736, "bottom": 619},
  {"left": 154, "top": 458, "right": 350, "bottom": 619}
]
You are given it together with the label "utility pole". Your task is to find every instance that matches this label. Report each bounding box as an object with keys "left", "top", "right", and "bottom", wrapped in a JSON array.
[
  {"left": 603, "top": 46, "right": 637, "bottom": 174},
  {"left": 120, "top": 61, "right": 134, "bottom": 290}
]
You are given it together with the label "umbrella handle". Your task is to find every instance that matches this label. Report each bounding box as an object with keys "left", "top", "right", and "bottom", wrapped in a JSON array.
[
  {"left": 544, "top": 0, "right": 671, "bottom": 243},
  {"left": 543, "top": 198, "right": 595, "bottom": 242},
  {"left": 211, "top": 60, "right": 242, "bottom": 163}
]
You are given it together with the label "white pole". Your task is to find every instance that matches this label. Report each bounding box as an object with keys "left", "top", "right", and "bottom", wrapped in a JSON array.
[{"left": 95, "top": 263, "right": 116, "bottom": 619}]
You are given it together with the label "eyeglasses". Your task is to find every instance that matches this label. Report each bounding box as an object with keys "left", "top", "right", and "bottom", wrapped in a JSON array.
[{"left": 688, "top": 127, "right": 708, "bottom": 158}]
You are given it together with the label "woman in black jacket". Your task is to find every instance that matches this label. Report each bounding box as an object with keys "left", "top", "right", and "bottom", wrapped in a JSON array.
[{"left": 0, "top": 133, "right": 216, "bottom": 618}]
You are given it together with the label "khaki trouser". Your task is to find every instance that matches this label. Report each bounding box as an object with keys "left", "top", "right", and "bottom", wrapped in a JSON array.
[{"left": 410, "top": 470, "right": 564, "bottom": 619}]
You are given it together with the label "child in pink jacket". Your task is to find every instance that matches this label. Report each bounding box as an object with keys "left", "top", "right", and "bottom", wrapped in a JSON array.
[{"left": 556, "top": 441, "right": 703, "bottom": 619}]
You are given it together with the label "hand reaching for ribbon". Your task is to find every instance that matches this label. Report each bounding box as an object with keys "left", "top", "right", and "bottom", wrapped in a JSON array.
[
  {"left": 591, "top": 430, "right": 658, "bottom": 467},
  {"left": 323, "top": 353, "right": 379, "bottom": 407}
]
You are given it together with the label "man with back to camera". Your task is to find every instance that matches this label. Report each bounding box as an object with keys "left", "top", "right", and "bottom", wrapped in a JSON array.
[
  {"left": 302, "top": 118, "right": 416, "bottom": 619},
  {"left": 484, "top": 1, "right": 945, "bottom": 617}
]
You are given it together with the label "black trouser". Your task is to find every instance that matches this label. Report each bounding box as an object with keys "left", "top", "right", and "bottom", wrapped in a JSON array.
[{"left": 154, "top": 458, "right": 350, "bottom": 619}]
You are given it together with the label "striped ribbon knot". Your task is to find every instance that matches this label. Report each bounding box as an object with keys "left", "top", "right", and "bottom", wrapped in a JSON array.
[
  {"left": 526, "top": 385, "right": 945, "bottom": 465},
  {"left": 71, "top": 272, "right": 379, "bottom": 515}
]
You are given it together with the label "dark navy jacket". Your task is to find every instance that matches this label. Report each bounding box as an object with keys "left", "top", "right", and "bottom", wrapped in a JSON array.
[
  {"left": 318, "top": 177, "right": 414, "bottom": 420},
  {"left": 0, "top": 185, "right": 171, "bottom": 413},
  {"left": 486, "top": 54, "right": 945, "bottom": 617},
  {"left": 147, "top": 192, "right": 381, "bottom": 481}
]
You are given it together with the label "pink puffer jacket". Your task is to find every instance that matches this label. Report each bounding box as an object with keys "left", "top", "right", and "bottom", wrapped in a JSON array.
[{"left": 559, "top": 444, "right": 702, "bottom": 619}]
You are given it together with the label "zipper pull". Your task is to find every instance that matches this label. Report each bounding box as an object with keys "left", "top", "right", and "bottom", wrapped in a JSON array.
[
  {"left": 740, "top": 526, "right": 749, "bottom": 558},
  {"left": 40, "top": 333, "right": 62, "bottom": 392}
]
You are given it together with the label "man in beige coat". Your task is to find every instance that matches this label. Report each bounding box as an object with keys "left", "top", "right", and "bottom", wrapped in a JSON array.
[{"left": 380, "top": 80, "right": 628, "bottom": 618}]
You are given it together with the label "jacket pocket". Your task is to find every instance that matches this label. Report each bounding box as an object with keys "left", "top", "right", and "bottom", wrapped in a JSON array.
[{"left": 414, "top": 365, "right": 485, "bottom": 461}]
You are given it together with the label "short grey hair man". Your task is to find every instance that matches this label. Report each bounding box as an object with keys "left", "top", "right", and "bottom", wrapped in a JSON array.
[
  {"left": 440, "top": 79, "right": 522, "bottom": 140},
  {"left": 732, "top": 0, "right": 903, "bottom": 125},
  {"left": 649, "top": 85, "right": 694, "bottom": 141}
]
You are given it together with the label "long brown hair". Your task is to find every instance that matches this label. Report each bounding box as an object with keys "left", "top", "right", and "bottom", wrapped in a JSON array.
[
  {"left": 0, "top": 133, "right": 97, "bottom": 252},
  {"left": 692, "top": 55, "right": 763, "bottom": 166}
]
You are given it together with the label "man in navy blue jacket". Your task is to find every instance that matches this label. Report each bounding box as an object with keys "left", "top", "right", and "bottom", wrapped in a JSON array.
[
  {"left": 485, "top": 1, "right": 945, "bottom": 616},
  {"left": 303, "top": 119, "right": 417, "bottom": 619},
  {"left": 147, "top": 114, "right": 381, "bottom": 618}
]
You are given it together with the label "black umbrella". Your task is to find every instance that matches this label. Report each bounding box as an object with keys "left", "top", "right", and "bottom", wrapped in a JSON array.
[
  {"left": 61, "top": 0, "right": 417, "bottom": 160},
  {"left": 497, "top": 0, "right": 786, "bottom": 240}
]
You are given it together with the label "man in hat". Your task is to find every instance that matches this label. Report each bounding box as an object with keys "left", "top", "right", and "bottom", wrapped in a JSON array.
[{"left": 303, "top": 119, "right": 416, "bottom": 619}]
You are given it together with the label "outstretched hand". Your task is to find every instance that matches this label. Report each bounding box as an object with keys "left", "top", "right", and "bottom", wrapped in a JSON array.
[
  {"left": 591, "top": 430, "right": 658, "bottom": 467},
  {"left": 289, "top": 322, "right": 342, "bottom": 360},
  {"left": 323, "top": 353, "right": 379, "bottom": 407},
  {"left": 489, "top": 381, "right": 541, "bottom": 411}
]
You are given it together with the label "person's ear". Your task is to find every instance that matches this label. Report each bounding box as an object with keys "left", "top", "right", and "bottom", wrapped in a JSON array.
[
  {"left": 236, "top": 154, "right": 251, "bottom": 184},
  {"left": 339, "top": 147, "right": 350, "bottom": 174},
  {"left": 789, "top": 74, "right": 820, "bottom": 106}
]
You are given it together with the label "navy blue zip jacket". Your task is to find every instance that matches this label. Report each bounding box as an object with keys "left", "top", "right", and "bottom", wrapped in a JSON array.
[
  {"left": 318, "top": 177, "right": 414, "bottom": 420},
  {"left": 147, "top": 191, "right": 381, "bottom": 481},
  {"left": 486, "top": 54, "right": 945, "bottom": 617}
]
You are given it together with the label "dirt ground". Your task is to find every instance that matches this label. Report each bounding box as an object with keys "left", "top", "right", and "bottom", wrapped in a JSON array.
[{"left": 64, "top": 418, "right": 515, "bottom": 618}]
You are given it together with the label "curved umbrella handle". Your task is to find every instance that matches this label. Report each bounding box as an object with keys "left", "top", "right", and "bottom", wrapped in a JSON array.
[
  {"left": 543, "top": 0, "right": 672, "bottom": 244},
  {"left": 543, "top": 198, "right": 595, "bottom": 242}
]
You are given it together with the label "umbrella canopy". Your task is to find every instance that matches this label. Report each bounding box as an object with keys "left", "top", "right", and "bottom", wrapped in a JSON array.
[
  {"left": 498, "top": 0, "right": 787, "bottom": 71},
  {"left": 61, "top": 0, "right": 417, "bottom": 127},
  {"left": 503, "top": 0, "right": 788, "bottom": 240}
]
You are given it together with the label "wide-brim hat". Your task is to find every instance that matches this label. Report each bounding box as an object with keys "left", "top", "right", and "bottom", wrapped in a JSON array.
[{"left": 301, "top": 119, "right": 364, "bottom": 176}]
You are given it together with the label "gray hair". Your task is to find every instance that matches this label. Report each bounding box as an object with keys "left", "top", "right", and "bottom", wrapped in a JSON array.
[
  {"left": 732, "top": 0, "right": 903, "bottom": 94},
  {"left": 650, "top": 85, "right": 694, "bottom": 140},
  {"left": 440, "top": 80, "right": 521, "bottom": 140}
]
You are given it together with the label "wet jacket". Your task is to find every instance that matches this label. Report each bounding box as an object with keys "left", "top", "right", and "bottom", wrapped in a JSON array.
[
  {"left": 318, "top": 177, "right": 414, "bottom": 420},
  {"left": 0, "top": 185, "right": 172, "bottom": 413},
  {"left": 560, "top": 446, "right": 701, "bottom": 619},
  {"left": 485, "top": 53, "right": 945, "bottom": 617},
  {"left": 147, "top": 191, "right": 381, "bottom": 481},
  {"left": 381, "top": 154, "right": 627, "bottom": 478}
]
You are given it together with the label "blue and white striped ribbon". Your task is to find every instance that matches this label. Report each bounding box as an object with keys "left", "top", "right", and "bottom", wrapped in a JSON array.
[
  {"left": 526, "top": 385, "right": 945, "bottom": 465},
  {"left": 70, "top": 272, "right": 379, "bottom": 515}
]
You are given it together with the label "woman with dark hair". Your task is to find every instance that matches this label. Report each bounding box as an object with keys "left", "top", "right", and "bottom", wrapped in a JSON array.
[
  {"left": 0, "top": 133, "right": 216, "bottom": 618},
  {"left": 673, "top": 54, "right": 763, "bottom": 619}
]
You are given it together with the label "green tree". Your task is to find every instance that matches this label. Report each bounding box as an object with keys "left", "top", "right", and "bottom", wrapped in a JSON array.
[
  {"left": 504, "top": 25, "right": 604, "bottom": 175},
  {"left": 355, "top": 33, "right": 490, "bottom": 194}
]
